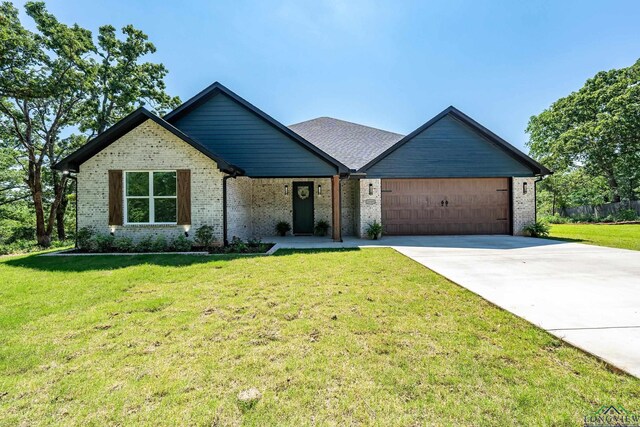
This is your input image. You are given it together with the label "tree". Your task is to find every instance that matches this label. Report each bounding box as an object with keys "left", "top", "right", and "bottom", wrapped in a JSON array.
[
  {"left": 527, "top": 59, "right": 640, "bottom": 202},
  {"left": 0, "top": 1, "right": 180, "bottom": 245}
]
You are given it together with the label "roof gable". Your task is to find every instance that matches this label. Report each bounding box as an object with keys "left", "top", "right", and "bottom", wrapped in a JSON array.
[
  {"left": 53, "top": 108, "right": 240, "bottom": 174},
  {"left": 166, "top": 83, "right": 348, "bottom": 176},
  {"left": 289, "top": 117, "right": 404, "bottom": 170},
  {"left": 361, "top": 107, "right": 551, "bottom": 177}
]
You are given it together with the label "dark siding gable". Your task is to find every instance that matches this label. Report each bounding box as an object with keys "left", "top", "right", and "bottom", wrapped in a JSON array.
[
  {"left": 366, "top": 115, "right": 534, "bottom": 178},
  {"left": 171, "top": 93, "right": 337, "bottom": 177}
]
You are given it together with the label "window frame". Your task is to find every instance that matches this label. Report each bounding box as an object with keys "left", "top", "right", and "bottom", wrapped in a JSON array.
[{"left": 123, "top": 170, "right": 178, "bottom": 225}]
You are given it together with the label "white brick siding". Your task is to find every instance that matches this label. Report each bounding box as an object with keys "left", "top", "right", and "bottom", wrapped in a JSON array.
[
  {"left": 512, "top": 177, "right": 537, "bottom": 235},
  {"left": 356, "top": 178, "right": 382, "bottom": 238},
  {"left": 77, "top": 119, "right": 225, "bottom": 242}
]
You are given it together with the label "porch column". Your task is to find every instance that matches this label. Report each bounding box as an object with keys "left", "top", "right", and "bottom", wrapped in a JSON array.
[{"left": 331, "top": 175, "right": 342, "bottom": 242}]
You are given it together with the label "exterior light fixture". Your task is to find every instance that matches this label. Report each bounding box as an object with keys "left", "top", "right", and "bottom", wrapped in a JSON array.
[
  {"left": 62, "top": 170, "right": 69, "bottom": 175},
  {"left": 110, "top": 225, "right": 116, "bottom": 236},
  {"left": 183, "top": 225, "right": 190, "bottom": 237},
  {"left": 318, "top": 184, "right": 322, "bottom": 195},
  {"left": 284, "top": 184, "right": 289, "bottom": 195},
  {"left": 523, "top": 182, "right": 528, "bottom": 194},
  {"left": 369, "top": 183, "right": 373, "bottom": 196}
]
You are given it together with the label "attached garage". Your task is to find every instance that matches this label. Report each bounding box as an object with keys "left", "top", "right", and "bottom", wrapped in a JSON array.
[{"left": 381, "top": 178, "right": 510, "bottom": 235}]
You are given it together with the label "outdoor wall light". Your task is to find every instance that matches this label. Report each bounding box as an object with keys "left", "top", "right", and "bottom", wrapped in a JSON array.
[
  {"left": 184, "top": 232, "right": 189, "bottom": 237},
  {"left": 369, "top": 183, "right": 373, "bottom": 196},
  {"left": 318, "top": 184, "right": 322, "bottom": 195},
  {"left": 523, "top": 182, "right": 528, "bottom": 194},
  {"left": 183, "top": 225, "right": 190, "bottom": 237},
  {"left": 284, "top": 184, "right": 289, "bottom": 195},
  {"left": 110, "top": 226, "right": 116, "bottom": 236}
]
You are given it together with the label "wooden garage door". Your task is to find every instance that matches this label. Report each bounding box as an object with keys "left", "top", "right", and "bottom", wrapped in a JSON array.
[{"left": 381, "top": 178, "right": 510, "bottom": 235}]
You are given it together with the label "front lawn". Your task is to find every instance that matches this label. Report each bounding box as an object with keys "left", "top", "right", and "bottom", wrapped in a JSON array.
[
  {"left": 549, "top": 223, "right": 640, "bottom": 251},
  {"left": 1, "top": 249, "right": 637, "bottom": 425}
]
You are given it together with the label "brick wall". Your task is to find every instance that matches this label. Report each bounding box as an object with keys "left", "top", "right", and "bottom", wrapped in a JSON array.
[
  {"left": 78, "top": 119, "right": 225, "bottom": 242},
  {"left": 356, "top": 178, "right": 382, "bottom": 238},
  {"left": 512, "top": 177, "right": 537, "bottom": 235}
]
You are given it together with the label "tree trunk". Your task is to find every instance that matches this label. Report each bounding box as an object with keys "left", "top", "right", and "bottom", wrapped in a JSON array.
[
  {"left": 56, "top": 194, "right": 68, "bottom": 240},
  {"left": 608, "top": 173, "right": 621, "bottom": 203},
  {"left": 29, "top": 164, "right": 51, "bottom": 247}
]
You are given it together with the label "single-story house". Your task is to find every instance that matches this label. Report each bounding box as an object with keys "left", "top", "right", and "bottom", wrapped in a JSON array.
[{"left": 54, "top": 82, "right": 550, "bottom": 244}]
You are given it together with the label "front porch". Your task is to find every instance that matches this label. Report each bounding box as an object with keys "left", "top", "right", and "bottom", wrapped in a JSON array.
[{"left": 225, "top": 176, "right": 360, "bottom": 243}]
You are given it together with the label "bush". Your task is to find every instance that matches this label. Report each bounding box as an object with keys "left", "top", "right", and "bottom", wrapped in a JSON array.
[
  {"left": 93, "top": 234, "right": 115, "bottom": 252},
  {"left": 275, "top": 221, "right": 291, "bottom": 237},
  {"left": 5, "top": 225, "right": 36, "bottom": 244},
  {"left": 366, "top": 221, "right": 383, "bottom": 240},
  {"left": 522, "top": 221, "right": 550, "bottom": 238},
  {"left": 615, "top": 209, "right": 638, "bottom": 222},
  {"left": 77, "top": 226, "right": 95, "bottom": 251},
  {"left": 539, "top": 214, "right": 570, "bottom": 224},
  {"left": 151, "top": 235, "right": 167, "bottom": 252},
  {"left": 228, "top": 236, "right": 248, "bottom": 253},
  {"left": 195, "top": 225, "right": 216, "bottom": 248},
  {"left": 113, "top": 236, "right": 135, "bottom": 253},
  {"left": 247, "top": 237, "right": 262, "bottom": 248},
  {"left": 136, "top": 235, "right": 154, "bottom": 252},
  {"left": 172, "top": 235, "right": 192, "bottom": 251},
  {"left": 314, "top": 220, "right": 330, "bottom": 237}
]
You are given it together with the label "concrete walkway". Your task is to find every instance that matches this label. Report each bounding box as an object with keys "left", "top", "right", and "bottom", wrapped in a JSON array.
[{"left": 271, "top": 235, "right": 640, "bottom": 377}]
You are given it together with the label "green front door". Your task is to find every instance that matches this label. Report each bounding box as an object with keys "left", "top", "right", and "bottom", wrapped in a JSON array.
[{"left": 292, "top": 181, "right": 314, "bottom": 234}]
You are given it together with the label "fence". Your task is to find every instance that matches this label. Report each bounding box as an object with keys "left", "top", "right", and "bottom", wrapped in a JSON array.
[{"left": 561, "top": 200, "right": 640, "bottom": 218}]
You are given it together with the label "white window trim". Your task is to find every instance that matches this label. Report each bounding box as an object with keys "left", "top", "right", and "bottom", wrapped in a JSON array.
[{"left": 123, "top": 170, "right": 177, "bottom": 225}]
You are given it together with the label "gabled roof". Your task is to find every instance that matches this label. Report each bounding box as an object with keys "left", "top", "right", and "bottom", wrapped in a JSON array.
[
  {"left": 359, "top": 106, "right": 552, "bottom": 175},
  {"left": 164, "top": 82, "right": 350, "bottom": 173},
  {"left": 53, "top": 108, "right": 243, "bottom": 174},
  {"left": 289, "top": 117, "right": 404, "bottom": 170}
]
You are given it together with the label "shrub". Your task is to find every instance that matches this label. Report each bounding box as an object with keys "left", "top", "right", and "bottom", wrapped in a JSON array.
[
  {"left": 522, "top": 221, "right": 550, "bottom": 238},
  {"left": 228, "top": 236, "right": 248, "bottom": 253},
  {"left": 136, "top": 235, "right": 154, "bottom": 252},
  {"left": 247, "top": 237, "right": 263, "bottom": 247},
  {"left": 77, "top": 226, "right": 95, "bottom": 251},
  {"left": 93, "top": 234, "right": 115, "bottom": 252},
  {"left": 5, "top": 225, "right": 36, "bottom": 244},
  {"left": 113, "top": 236, "right": 135, "bottom": 253},
  {"left": 275, "top": 221, "right": 291, "bottom": 237},
  {"left": 539, "top": 214, "right": 570, "bottom": 224},
  {"left": 172, "top": 235, "right": 192, "bottom": 251},
  {"left": 151, "top": 235, "right": 167, "bottom": 252},
  {"left": 314, "top": 220, "right": 330, "bottom": 237},
  {"left": 366, "top": 221, "right": 383, "bottom": 240},
  {"left": 195, "top": 225, "right": 216, "bottom": 248},
  {"left": 615, "top": 209, "right": 638, "bottom": 222}
]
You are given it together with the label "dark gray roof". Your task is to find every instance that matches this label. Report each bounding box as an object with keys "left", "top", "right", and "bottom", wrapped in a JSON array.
[{"left": 289, "top": 117, "right": 404, "bottom": 170}]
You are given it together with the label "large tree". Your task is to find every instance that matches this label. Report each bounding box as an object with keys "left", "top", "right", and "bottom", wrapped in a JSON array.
[
  {"left": 527, "top": 59, "right": 640, "bottom": 202},
  {"left": 0, "top": 1, "right": 180, "bottom": 245}
]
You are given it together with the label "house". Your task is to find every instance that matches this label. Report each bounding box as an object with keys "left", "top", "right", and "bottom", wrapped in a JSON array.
[{"left": 54, "top": 82, "right": 550, "bottom": 244}]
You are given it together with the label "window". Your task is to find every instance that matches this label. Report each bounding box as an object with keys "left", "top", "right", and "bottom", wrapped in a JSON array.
[{"left": 125, "top": 171, "right": 177, "bottom": 224}]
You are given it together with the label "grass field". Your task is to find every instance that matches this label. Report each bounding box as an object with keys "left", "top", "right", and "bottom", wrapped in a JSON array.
[
  {"left": 549, "top": 223, "right": 640, "bottom": 251},
  {"left": 1, "top": 249, "right": 638, "bottom": 425}
]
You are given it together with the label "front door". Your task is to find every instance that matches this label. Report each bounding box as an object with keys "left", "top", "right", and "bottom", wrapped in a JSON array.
[{"left": 292, "top": 181, "right": 314, "bottom": 234}]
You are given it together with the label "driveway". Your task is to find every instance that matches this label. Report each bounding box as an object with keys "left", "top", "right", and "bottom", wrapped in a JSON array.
[{"left": 377, "top": 235, "right": 640, "bottom": 378}]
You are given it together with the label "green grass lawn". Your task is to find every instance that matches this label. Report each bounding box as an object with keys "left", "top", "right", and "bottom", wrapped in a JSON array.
[
  {"left": 1, "top": 249, "right": 638, "bottom": 426},
  {"left": 549, "top": 223, "right": 640, "bottom": 251}
]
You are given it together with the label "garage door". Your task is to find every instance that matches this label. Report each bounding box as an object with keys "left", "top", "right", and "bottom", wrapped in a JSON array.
[{"left": 381, "top": 178, "right": 510, "bottom": 235}]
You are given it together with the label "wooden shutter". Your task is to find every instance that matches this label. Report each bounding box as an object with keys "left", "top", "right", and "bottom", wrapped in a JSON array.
[
  {"left": 108, "top": 170, "right": 123, "bottom": 225},
  {"left": 177, "top": 169, "right": 191, "bottom": 225}
]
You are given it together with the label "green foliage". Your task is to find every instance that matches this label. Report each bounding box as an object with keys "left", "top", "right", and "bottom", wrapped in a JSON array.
[
  {"left": 276, "top": 221, "right": 291, "bottom": 236},
  {"left": 76, "top": 226, "right": 95, "bottom": 251},
  {"left": 113, "top": 236, "right": 134, "bottom": 253},
  {"left": 194, "top": 225, "right": 215, "bottom": 248},
  {"left": 93, "top": 234, "right": 114, "bottom": 252},
  {"left": 522, "top": 221, "right": 550, "bottom": 238},
  {"left": 527, "top": 59, "right": 640, "bottom": 202},
  {"left": 614, "top": 209, "right": 638, "bottom": 222},
  {"left": 538, "top": 214, "right": 571, "bottom": 224},
  {"left": 135, "top": 235, "right": 154, "bottom": 252},
  {"left": 150, "top": 235, "right": 167, "bottom": 252},
  {"left": 314, "top": 220, "right": 330, "bottom": 237},
  {"left": 366, "top": 221, "right": 383, "bottom": 240},
  {"left": 228, "top": 236, "right": 248, "bottom": 253},
  {"left": 171, "top": 235, "right": 192, "bottom": 252}
]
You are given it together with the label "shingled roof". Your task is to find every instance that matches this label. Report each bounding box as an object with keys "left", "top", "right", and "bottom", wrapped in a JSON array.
[{"left": 289, "top": 117, "right": 404, "bottom": 170}]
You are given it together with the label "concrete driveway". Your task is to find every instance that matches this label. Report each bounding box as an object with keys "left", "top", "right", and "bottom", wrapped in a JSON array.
[{"left": 378, "top": 235, "right": 640, "bottom": 377}]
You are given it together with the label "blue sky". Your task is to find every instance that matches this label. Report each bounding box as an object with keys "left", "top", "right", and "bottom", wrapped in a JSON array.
[{"left": 15, "top": 0, "right": 640, "bottom": 151}]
